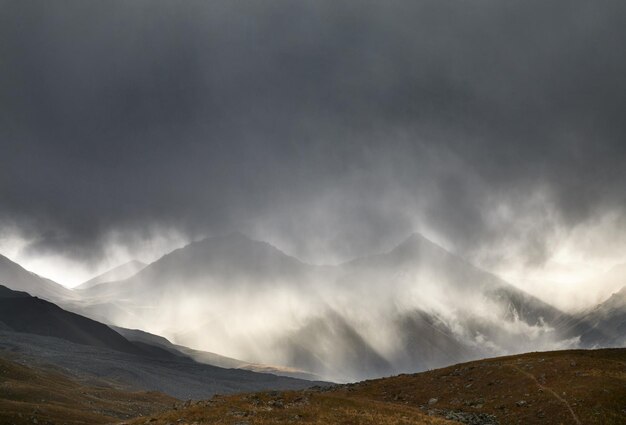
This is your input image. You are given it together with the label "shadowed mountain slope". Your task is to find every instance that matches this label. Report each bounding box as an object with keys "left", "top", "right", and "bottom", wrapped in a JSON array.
[
  {"left": 557, "top": 286, "right": 626, "bottom": 348},
  {"left": 0, "top": 284, "right": 325, "bottom": 400},
  {"left": 113, "top": 325, "right": 324, "bottom": 381},
  {"left": 0, "top": 330, "right": 324, "bottom": 400},
  {"left": 0, "top": 285, "right": 146, "bottom": 356},
  {"left": 277, "top": 311, "right": 395, "bottom": 381}
]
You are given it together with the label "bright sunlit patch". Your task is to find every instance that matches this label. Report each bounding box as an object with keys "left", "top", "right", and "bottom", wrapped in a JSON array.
[
  {"left": 0, "top": 226, "right": 191, "bottom": 288},
  {"left": 0, "top": 230, "right": 89, "bottom": 285},
  {"left": 492, "top": 212, "right": 626, "bottom": 312}
]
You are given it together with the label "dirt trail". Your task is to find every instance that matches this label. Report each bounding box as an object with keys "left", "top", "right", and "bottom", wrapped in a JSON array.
[{"left": 507, "top": 364, "right": 581, "bottom": 425}]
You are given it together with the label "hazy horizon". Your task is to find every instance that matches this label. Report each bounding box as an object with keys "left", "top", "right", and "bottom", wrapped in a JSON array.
[{"left": 2, "top": 230, "right": 625, "bottom": 314}]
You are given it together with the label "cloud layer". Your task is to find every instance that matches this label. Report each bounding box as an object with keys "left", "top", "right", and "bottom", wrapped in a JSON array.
[{"left": 2, "top": 1, "right": 626, "bottom": 276}]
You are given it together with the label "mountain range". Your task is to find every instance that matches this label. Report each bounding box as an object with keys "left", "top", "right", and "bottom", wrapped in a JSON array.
[{"left": 1, "top": 232, "right": 624, "bottom": 383}]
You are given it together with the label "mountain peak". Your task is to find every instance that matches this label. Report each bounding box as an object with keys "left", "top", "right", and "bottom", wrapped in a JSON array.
[
  {"left": 399, "top": 232, "right": 432, "bottom": 245},
  {"left": 391, "top": 232, "right": 449, "bottom": 256},
  {"left": 118, "top": 231, "right": 309, "bottom": 291},
  {"left": 603, "top": 285, "right": 626, "bottom": 307},
  {"left": 76, "top": 259, "right": 147, "bottom": 290},
  {"left": 196, "top": 231, "right": 252, "bottom": 244},
  {"left": 189, "top": 232, "right": 304, "bottom": 263}
]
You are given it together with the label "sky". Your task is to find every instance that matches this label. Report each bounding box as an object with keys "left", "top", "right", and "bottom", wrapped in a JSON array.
[{"left": 1, "top": 1, "right": 626, "bottom": 299}]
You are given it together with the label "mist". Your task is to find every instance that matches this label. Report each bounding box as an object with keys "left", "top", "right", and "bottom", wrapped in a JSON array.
[{"left": 66, "top": 233, "right": 579, "bottom": 382}]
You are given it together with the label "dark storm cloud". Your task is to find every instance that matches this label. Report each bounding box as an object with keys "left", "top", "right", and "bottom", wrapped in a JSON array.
[{"left": 1, "top": 0, "right": 626, "bottom": 264}]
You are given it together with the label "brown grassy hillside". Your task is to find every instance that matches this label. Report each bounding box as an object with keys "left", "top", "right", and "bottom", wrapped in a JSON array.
[
  {"left": 124, "top": 348, "right": 626, "bottom": 425},
  {"left": 0, "top": 353, "right": 176, "bottom": 425},
  {"left": 124, "top": 391, "right": 454, "bottom": 425},
  {"left": 340, "top": 348, "right": 626, "bottom": 425}
]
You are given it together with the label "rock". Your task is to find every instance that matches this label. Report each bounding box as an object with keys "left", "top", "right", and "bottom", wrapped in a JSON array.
[
  {"left": 443, "top": 410, "right": 499, "bottom": 425},
  {"left": 268, "top": 399, "right": 284, "bottom": 408},
  {"left": 428, "top": 398, "right": 438, "bottom": 405},
  {"left": 516, "top": 400, "right": 527, "bottom": 407}
]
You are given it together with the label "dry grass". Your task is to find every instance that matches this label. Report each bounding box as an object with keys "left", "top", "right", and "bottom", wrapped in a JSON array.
[
  {"left": 125, "top": 390, "right": 454, "bottom": 425},
  {"left": 337, "top": 348, "right": 626, "bottom": 425},
  {"left": 0, "top": 353, "right": 176, "bottom": 425},
  {"left": 124, "top": 348, "right": 626, "bottom": 425}
]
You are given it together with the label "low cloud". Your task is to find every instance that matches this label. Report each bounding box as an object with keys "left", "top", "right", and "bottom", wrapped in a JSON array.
[{"left": 1, "top": 1, "right": 626, "bottom": 290}]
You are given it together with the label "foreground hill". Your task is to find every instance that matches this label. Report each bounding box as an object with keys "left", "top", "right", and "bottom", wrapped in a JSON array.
[
  {"left": 0, "top": 349, "right": 450, "bottom": 425},
  {"left": 126, "top": 348, "right": 626, "bottom": 425},
  {"left": 338, "top": 348, "right": 626, "bottom": 425},
  {"left": 0, "top": 353, "right": 176, "bottom": 425}
]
